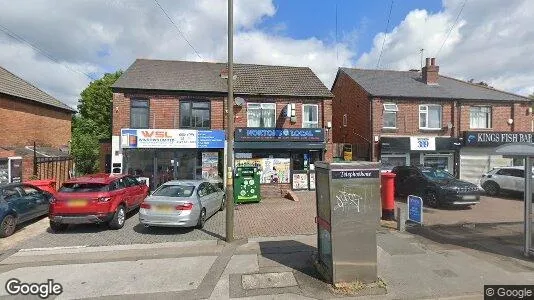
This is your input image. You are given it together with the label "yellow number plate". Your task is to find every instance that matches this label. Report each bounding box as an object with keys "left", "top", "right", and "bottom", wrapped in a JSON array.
[
  {"left": 68, "top": 200, "right": 87, "bottom": 207},
  {"left": 155, "top": 205, "right": 174, "bottom": 212}
]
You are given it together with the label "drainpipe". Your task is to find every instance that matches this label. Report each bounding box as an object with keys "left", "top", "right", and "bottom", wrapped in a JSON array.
[{"left": 370, "top": 97, "right": 374, "bottom": 161}]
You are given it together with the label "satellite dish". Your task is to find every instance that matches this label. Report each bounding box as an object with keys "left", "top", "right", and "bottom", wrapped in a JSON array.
[{"left": 234, "top": 97, "right": 246, "bottom": 106}]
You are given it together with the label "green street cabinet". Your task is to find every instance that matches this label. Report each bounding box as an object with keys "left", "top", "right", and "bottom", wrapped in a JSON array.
[{"left": 234, "top": 166, "right": 261, "bottom": 203}]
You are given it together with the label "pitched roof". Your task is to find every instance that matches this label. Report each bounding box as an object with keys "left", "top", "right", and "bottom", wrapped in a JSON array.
[
  {"left": 0, "top": 66, "right": 75, "bottom": 111},
  {"left": 112, "top": 59, "right": 333, "bottom": 98},
  {"left": 339, "top": 68, "right": 531, "bottom": 102}
]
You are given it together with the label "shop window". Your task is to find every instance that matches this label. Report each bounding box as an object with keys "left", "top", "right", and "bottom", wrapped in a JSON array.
[
  {"left": 247, "top": 103, "right": 276, "bottom": 127},
  {"left": 419, "top": 104, "right": 442, "bottom": 130},
  {"left": 130, "top": 99, "right": 149, "bottom": 129},
  {"left": 180, "top": 100, "right": 210, "bottom": 128},
  {"left": 383, "top": 103, "right": 398, "bottom": 129},
  {"left": 470, "top": 106, "right": 491, "bottom": 129},
  {"left": 302, "top": 104, "right": 319, "bottom": 128}
]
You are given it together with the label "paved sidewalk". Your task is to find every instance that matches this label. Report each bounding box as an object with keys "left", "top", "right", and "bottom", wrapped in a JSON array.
[{"left": 0, "top": 228, "right": 533, "bottom": 299}]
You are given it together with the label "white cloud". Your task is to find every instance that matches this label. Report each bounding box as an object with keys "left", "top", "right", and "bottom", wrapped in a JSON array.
[
  {"left": 357, "top": 0, "right": 534, "bottom": 96},
  {"left": 0, "top": 0, "right": 354, "bottom": 108}
]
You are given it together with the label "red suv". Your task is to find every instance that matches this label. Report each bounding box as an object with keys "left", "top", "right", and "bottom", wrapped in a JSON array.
[{"left": 49, "top": 174, "right": 149, "bottom": 231}]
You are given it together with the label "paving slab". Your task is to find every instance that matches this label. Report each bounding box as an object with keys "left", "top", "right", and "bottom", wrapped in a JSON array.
[
  {"left": 242, "top": 272, "right": 298, "bottom": 289},
  {"left": 0, "top": 256, "right": 217, "bottom": 299}
]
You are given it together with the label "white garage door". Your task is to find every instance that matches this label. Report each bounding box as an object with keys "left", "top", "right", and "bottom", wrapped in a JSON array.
[{"left": 460, "top": 147, "right": 513, "bottom": 184}]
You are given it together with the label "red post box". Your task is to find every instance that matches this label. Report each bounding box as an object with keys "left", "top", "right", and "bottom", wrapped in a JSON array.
[{"left": 381, "top": 172, "right": 396, "bottom": 220}]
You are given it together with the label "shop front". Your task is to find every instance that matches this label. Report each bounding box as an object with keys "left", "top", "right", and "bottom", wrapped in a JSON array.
[
  {"left": 234, "top": 127, "right": 325, "bottom": 194},
  {"left": 379, "top": 136, "right": 461, "bottom": 174},
  {"left": 119, "top": 129, "right": 225, "bottom": 190},
  {"left": 460, "top": 131, "right": 534, "bottom": 184}
]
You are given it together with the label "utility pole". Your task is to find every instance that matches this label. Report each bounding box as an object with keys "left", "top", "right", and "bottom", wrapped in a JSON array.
[{"left": 225, "top": 0, "right": 235, "bottom": 242}]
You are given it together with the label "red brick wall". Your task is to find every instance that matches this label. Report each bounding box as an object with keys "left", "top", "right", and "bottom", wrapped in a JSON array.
[
  {"left": 372, "top": 98, "right": 454, "bottom": 137},
  {"left": 113, "top": 92, "right": 333, "bottom": 162},
  {"left": 0, "top": 94, "right": 72, "bottom": 148},
  {"left": 331, "top": 71, "right": 371, "bottom": 145}
]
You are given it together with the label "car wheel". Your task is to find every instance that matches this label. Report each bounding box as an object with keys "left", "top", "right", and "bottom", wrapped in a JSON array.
[
  {"left": 425, "top": 191, "right": 440, "bottom": 208},
  {"left": 196, "top": 208, "right": 206, "bottom": 229},
  {"left": 0, "top": 215, "right": 16, "bottom": 238},
  {"left": 482, "top": 181, "right": 500, "bottom": 196},
  {"left": 49, "top": 220, "right": 68, "bottom": 232},
  {"left": 219, "top": 196, "right": 225, "bottom": 211},
  {"left": 109, "top": 205, "right": 126, "bottom": 230}
]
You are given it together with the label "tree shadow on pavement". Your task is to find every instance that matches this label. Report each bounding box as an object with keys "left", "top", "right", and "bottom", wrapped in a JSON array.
[
  {"left": 257, "top": 240, "right": 335, "bottom": 298},
  {"left": 407, "top": 221, "right": 534, "bottom": 264}
]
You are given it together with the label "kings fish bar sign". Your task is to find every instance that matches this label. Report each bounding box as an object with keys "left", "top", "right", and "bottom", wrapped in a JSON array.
[{"left": 464, "top": 131, "right": 534, "bottom": 146}]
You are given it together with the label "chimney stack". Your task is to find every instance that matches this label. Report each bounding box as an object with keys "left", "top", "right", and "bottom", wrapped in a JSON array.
[{"left": 422, "top": 57, "right": 439, "bottom": 85}]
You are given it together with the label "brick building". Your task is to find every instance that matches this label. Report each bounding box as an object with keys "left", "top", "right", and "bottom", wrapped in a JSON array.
[
  {"left": 110, "top": 59, "right": 333, "bottom": 196},
  {"left": 0, "top": 66, "right": 74, "bottom": 184},
  {"left": 332, "top": 58, "right": 533, "bottom": 183}
]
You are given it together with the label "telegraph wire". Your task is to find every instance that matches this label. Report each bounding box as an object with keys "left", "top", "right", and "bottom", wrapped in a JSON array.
[
  {"left": 153, "top": 0, "right": 203, "bottom": 61},
  {"left": 436, "top": 0, "right": 468, "bottom": 57},
  {"left": 0, "top": 23, "right": 97, "bottom": 81},
  {"left": 376, "top": 0, "right": 394, "bottom": 69}
]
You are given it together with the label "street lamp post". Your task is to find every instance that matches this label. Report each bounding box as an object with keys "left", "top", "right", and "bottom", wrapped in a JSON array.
[{"left": 225, "top": 0, "right": 235, "bottom": 242}]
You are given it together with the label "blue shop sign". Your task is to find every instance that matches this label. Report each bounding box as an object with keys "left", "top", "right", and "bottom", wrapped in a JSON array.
[
  {"left": 197, "top": 130, "right": 225, "bottom": 148},
  {"left": 235, "top": 128, "right": 324, "bottom": 142}
]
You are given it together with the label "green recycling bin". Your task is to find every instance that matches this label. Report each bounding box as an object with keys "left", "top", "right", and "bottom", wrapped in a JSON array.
[{"left": 234, "top": 166, "right": 261, "bottom": 203}]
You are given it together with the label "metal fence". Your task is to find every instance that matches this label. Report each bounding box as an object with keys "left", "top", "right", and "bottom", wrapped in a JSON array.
[{"left": 34, "top": 156, "right": 74, "bottom": 189}]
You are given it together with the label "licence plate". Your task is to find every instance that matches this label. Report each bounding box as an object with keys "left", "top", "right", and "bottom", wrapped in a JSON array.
[
  {"left": 463, "top": 195, "right": 477, "bottom": 200},
  {"left": 154, "top": 205, "right": 175, "bottom": 212},
  {"left": 67, "top": 200, "right": 87, "bottom": 207}
]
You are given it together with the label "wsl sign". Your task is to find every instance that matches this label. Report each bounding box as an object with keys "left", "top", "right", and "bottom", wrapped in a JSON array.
[{"left": 465, "top": 131, "right": 534, "bottom": 146}]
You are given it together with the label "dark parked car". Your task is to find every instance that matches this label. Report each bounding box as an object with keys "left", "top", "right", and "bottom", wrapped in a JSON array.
[
  {"left": 0, "top": 183, "right": 52, "bottom": 237},
  {"left": 392, "top": 166, "right": 481, "bottom": 208}
]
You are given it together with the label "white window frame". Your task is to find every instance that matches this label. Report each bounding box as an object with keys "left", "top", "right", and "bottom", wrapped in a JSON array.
[
  {"left": 469, "top": 106, "right": 492, "bottom": 129},
  {"left": 383, "top": 103, "right": 398, "bottom": 129},
  {"left": 419, "top": 104, "right": 442, "bottom": 130},
  {"left": 302, "top": 104, "right": 319, "bottom": 128},
  {"left": 247, "top": 103, "right": 276, "bottom": 128},
  {"left": 342, "top": 114, "right": 348, "bottom": 127}
]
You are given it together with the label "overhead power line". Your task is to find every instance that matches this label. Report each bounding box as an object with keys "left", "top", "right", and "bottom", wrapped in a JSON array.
[
  {"left": 153, "top": 0, "right": 203, "bottom": 60},
  {"left": 436, "top": 0, "right": 468, "bottom": 57},
  {"left": 0, "top": 23, "right": 96, "bottom": 81},
  {"left": 376, "top": 0, "right": 394, "bottom": 69}
]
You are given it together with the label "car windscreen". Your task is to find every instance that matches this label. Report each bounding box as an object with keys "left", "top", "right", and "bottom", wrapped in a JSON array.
[
  {"left": 152, "top": 185, "right": 195, "bottom": 197},
  {"left": 59, "top": 183, "right": 109, "bottom": 193},
  {"left": 421, "top": 169, "right": 455, "bottom": 181}
]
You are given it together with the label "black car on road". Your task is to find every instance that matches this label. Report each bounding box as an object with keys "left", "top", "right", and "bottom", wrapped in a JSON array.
[{"left": 392, "top": 166, "right": 481, "bottom": 208}]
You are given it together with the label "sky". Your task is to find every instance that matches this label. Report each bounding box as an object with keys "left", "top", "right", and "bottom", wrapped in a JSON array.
[{"left": 0, "top": 0, "right": 532, "bottom": 109}]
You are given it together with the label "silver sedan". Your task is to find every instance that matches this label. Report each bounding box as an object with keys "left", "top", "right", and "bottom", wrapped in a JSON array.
[{"left": 139, "top": 180, "right": 225, "bottom": 228}]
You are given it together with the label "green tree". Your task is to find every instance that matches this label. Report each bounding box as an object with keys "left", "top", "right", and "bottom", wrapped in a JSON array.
[{"left": 71, "top": 71, "right": 122, "bottom": 174}]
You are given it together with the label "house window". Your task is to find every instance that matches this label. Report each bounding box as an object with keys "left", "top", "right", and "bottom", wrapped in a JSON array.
[
  {"left": 247, "top": 103, "right": 276, "bottom": 127},
  {"left": 383, "top": 103, "right": 398, "bottom": 129},
  {"left": 343, "top": 114, "right": 347, "bottom": 127},
  {"left": 419, "top": 104, "right": 442, "bottom": 130},
  {"left": 130, "top": 99, "right": 149, "bottom": 129},
  {"left": 470, "top": 106, "right": 491, "bottom": 129},
  {"left": 302, "top": 104, "right": 319, "bottom": 128},
  {"left": 180, "top": 100, "right": 210, "bottom": 128}
]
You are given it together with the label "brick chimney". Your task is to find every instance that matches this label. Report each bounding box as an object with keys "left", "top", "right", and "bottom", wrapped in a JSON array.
[{"left": 422, "top": 57, "right": 439, "bottom": 85}]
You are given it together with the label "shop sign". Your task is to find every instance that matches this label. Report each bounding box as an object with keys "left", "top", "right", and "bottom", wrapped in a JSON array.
[
  {"left": 410, "top": 137, "right": 436, "bottom": 151},
  {"left": 465, "top": 131, "right": 534, "bottom": 146},
  {"left": 235, "top": 128, "right": 324, "bottom": 142},
  {"left": 120, "top": 129, "right": 225, "bottom": 149}
]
